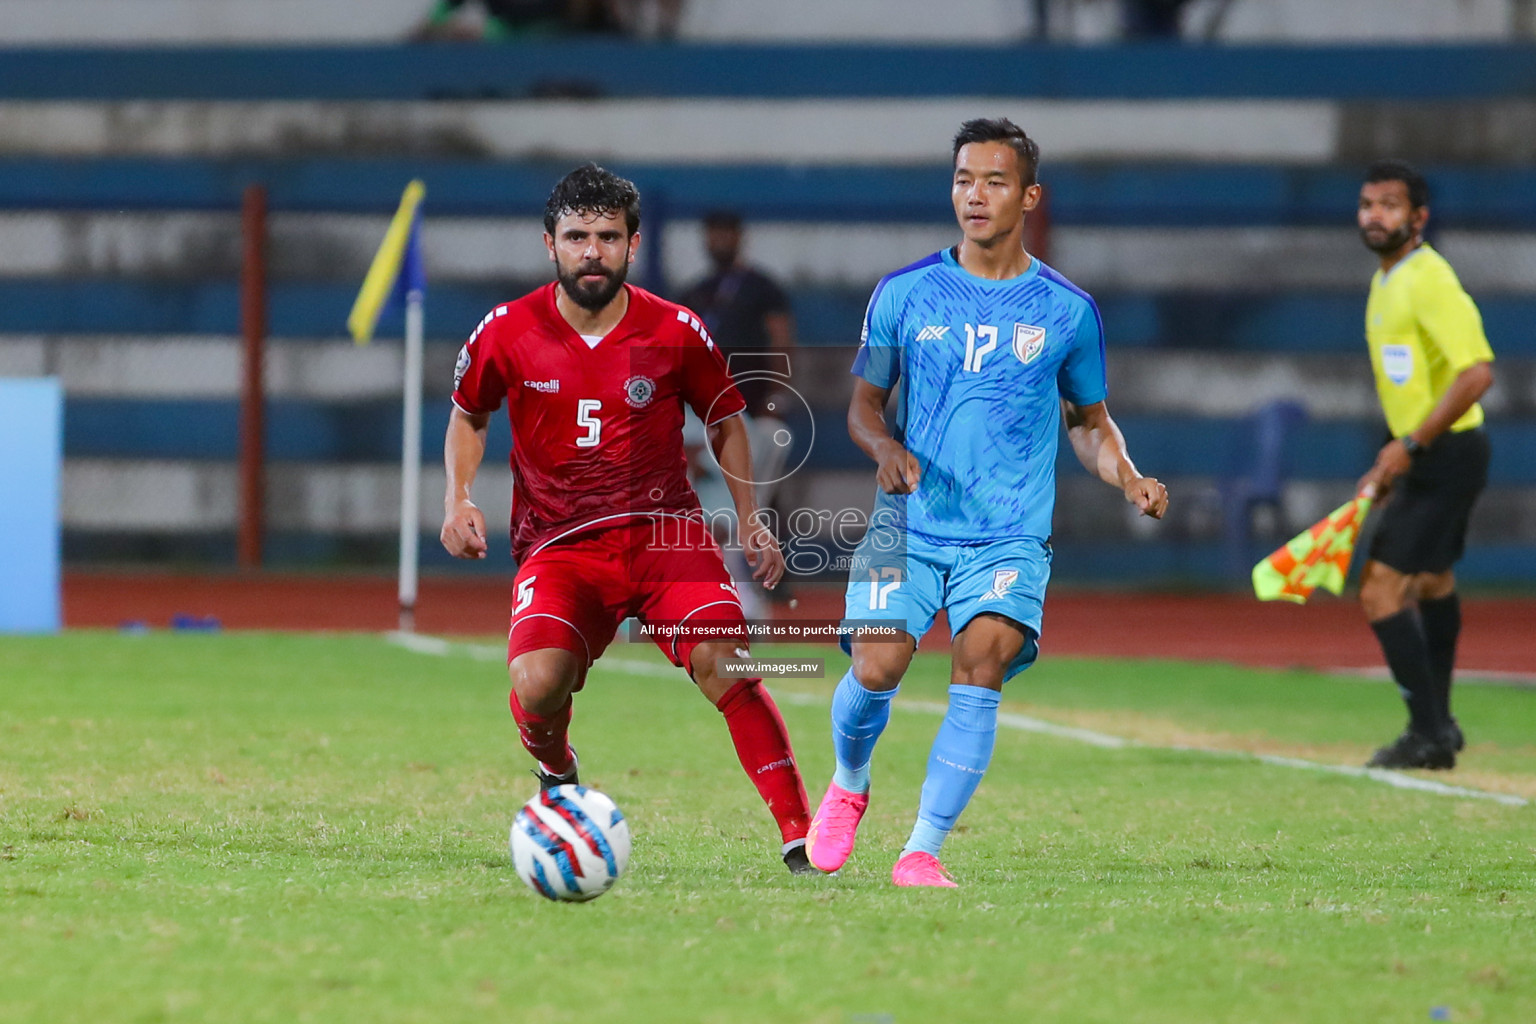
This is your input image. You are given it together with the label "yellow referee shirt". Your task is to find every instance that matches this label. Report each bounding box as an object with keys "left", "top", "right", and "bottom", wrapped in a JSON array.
[{"left": 1365, "top": 243, "right": 1494, "bottom": 438}]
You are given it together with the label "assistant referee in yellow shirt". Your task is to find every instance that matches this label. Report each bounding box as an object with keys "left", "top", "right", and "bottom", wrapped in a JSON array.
[{"left": 1355, "top": 160, "right": 1495, "bottom": 771}]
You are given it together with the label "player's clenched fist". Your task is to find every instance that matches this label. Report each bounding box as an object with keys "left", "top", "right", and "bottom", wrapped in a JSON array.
[
  {"left": 441, "top": 499, "right": 489, "bottom": 559},
  {"left": 874, "top": 439, "right": 921, "bottom": 495},
  {"left": 1123, "top": 476, "right": 1169, "bottom": 519}
]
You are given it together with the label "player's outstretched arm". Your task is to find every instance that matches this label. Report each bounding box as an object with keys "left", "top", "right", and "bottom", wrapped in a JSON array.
[
  {"left": 709, "top": 413, "right": 785, "bottom": 589},
  {"left": 1062, "top": 399, "right": 1169, "bottom": 519},
  {"left": 848, "top": 378, "right": 919, "bottom": 494},
  {"left": 441, "top": 405, "right": 491, "bottom": 559}
]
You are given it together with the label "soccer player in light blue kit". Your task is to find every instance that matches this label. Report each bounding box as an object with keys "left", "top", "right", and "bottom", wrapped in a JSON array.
[{"left": 805, "top": 118, "right": 1169, "bottom": 887}]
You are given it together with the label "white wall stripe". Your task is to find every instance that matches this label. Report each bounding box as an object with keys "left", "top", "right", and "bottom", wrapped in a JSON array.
[
  {"left": 386, "top": 634, "right": 1528, "bottom": 808},
  {"left": 0, "top": 0, "right": 1513, "bottom": 45},
  {"left": 63, "top": 460, "right": 513, "bottom": 533},
  {"left": 0, "top": 0, "right": 427, "bottom": 44},
  {"left": 0, "top": 212, "right": 552, "bottom": 282},
  {"left": 4, "top": 214, "right": 1534, "bottom": 295},
  {"left": 0, "top": 100, "right": 1338, "bottom": 164},
  {"left": 0, "top": 335, "right": 419, "bottom": 400}
]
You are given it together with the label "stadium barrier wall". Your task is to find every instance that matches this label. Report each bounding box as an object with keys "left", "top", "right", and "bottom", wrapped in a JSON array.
[{"left": 2, "top": 42, "right": 1532, "bottom": 586}]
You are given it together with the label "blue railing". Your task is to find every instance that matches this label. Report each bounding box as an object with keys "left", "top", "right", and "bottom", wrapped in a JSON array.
[
  {"left": 7, "top": 279, "right": 1535, "bottom": 356},
  {"left": 6, "top": 158, "right": 1536, "bottom": 227},
  {"left": 2, "top": 44, "right": 1534, "bottom": 100}
]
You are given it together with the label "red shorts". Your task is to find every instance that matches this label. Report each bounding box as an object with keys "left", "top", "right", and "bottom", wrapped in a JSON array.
[{"left": 507, "top": 515, "right": 748, "bottom": 682}]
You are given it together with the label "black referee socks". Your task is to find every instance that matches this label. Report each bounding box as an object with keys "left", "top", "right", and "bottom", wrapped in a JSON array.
[
  {"left": 1418, "top": 592, "right": 1461, "bottom": 724},
  {"left": 1370, "top": 608, "right": 1445, "bottom": 738},
  {"left": 1418, "top": 593, "right": 1461, "bottom": 689}
]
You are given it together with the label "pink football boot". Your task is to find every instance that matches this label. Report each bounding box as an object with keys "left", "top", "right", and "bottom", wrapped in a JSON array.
[
  {"left": 805, "top": 781, "right": 870, "bottom": 873},
  {"left": 891, "top": 851, "right": 957, "bottom": 888}
]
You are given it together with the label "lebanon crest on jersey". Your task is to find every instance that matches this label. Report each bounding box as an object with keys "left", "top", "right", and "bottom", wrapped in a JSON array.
[{"left": 624, "top": 375, "right": 657, "bottom": 409}]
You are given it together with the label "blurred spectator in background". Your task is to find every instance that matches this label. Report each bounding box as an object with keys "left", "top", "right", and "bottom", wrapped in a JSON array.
[
  {"left": 1120, "top": 0, "right": 1194, "bottom": 38},
  {"left": 610, "top": 0, "right": 684, "bottom": 38},
  {"left": 679, "top": 210, "right": 796, "bottom": 421},
  {"left": 414, "top": 0, "right": 618, "bottom": 40},
  {"left": 678, "top": 210, "right": 798, "bottom": 613}
]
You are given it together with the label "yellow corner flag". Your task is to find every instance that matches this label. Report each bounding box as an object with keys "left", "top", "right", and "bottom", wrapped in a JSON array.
[
  {"left": 1252, "top": 493, "right": 1374, "bottom": 604},
  {"left": 348, "top": 179, "right": 426, "bottom": 345}
]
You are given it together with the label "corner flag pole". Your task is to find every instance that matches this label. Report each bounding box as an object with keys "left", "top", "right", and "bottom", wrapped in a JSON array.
[
  {"left": 347, "top": 179, "right": 427, "bottom": 631},
  {"left": 399, "top": 284, "right": 424, "bottom": 627}
]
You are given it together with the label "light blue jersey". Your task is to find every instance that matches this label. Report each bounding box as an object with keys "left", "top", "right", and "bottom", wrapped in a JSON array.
[
  {"left": 851, "top": 247, "right": 1107, "bottom": 545},
  {"left": 822, "top": 241, "right": 1112, "bottom": 876}
]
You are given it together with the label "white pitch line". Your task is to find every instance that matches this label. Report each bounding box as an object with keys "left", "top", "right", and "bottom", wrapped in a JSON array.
[
  {"left": 1250, "top": 753, "right": 1528, "bottom": 807},
  {"left": 1330, "top": 665, "right": 1536, "bottom": 689},
  {"left": 385, "top": 630, "right": 504, "bottom": 662},
  {"left": 384, "top": 631, "right": 688, "bottom": 677},
  {"left": 385, "top": 633, "right": 1528, "bottom": 808}
]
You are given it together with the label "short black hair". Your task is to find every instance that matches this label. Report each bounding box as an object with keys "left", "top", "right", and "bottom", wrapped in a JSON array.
[
  {"left": 952, "top": 118, "right": 1040, "bottom": 186},
  {"left": 1364, "top": 159, "right": 1429, "bottom": 209},
  {"left": 702, "top": 208, "right": 742, "bottom": 231},
  {"left": 543, "top": 162, "right": 641, "bottom": 236}
]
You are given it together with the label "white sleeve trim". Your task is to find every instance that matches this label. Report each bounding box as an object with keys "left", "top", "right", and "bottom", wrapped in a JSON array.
[
  {"left": 706, "top": 408, "right": 745, "bottom": 428},
  {"left": 451, "top": 395, "right": 494, "bottom": 416}
]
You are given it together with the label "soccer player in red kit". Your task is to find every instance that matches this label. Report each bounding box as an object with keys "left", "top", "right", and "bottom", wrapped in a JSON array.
[{"left": 440, "top": 164, "right": 815, "bottom": 874}]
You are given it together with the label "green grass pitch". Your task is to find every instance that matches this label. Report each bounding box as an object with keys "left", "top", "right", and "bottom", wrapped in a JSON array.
[{"left": 2, "top": 631, "right": 1534, "bottom": 1023}]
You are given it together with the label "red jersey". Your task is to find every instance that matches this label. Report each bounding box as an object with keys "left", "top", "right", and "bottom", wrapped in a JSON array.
[{"left": 451, "top": 282, "right": 746, "bottom": 562}]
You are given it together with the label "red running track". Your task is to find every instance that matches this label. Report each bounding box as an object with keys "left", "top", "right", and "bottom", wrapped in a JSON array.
[{"left": 62, "top": 573, "right": 1534, "bottom": 674}]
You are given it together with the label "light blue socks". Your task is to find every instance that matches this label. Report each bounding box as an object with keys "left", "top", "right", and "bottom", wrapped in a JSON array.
[
  {"left": 902, "top": 684, "right": 1000, "bottom": 857},
  {"left": 829, "top": 669, "right": 898, "bottom": 793}
]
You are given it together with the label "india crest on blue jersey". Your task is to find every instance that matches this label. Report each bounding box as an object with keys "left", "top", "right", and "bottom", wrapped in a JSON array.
[{"left": 1012, "top": 323, "right": 1046, "bottom": 364}]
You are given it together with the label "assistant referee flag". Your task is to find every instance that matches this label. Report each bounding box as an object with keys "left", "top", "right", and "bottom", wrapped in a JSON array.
[
  {"left": 1252, "top": 493, "right": 1373, "bottom": 604},
  {"left": 348, "top": 179, "right": 427, "bottom": 344}
]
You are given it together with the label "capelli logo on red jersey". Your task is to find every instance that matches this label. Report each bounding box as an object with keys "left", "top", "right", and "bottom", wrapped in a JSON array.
[{"left": 523, "top": 379, "right": 561, "bottom": 394}]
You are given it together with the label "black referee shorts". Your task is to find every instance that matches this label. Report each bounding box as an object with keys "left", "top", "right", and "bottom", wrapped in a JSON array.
[{"left": 1368, "top": 427, "right": 1490, "bottom": 575}]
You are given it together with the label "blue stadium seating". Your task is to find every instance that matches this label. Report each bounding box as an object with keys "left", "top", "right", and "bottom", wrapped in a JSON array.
[
  {"left": 8, "top": 279, "right": 1534, "bottom": 356},
  {"left": 2, "top": 44, "right": 1533, "bottom": 101},
  {"left": 5, "top": 159, "right": 1535, "bottom": 227}
]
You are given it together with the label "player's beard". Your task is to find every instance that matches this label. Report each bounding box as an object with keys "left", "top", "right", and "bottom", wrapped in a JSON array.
[
  {"left": 1360, "top": 221, "right": 1413, "bottom": 255},
  {"left": 557, "top": 258, "right": 629, "bottom": 312}
]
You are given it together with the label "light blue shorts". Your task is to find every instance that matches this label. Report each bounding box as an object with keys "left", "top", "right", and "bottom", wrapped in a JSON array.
[{"left": 841, "top": 525, "right": 1050, "bottom": 682}]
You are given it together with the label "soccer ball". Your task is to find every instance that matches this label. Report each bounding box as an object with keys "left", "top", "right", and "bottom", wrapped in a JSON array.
[{"left": 510, "top": 784, "right": 631, "bottom": 902}]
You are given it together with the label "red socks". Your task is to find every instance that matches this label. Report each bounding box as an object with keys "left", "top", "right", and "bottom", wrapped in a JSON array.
[
  {"left": 715, "top": 680, "right": 811, "bottom": 844},
  {"left": 508, "top": 690, "right": 575, "bottom": 776},
  {"left": 509, "top": 679, "right": 811, "bottom": 846}
]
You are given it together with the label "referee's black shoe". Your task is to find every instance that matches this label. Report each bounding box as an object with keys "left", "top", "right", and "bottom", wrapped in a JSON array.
[
  {"left": 1367, "top": 730, "right": 1455, "bottom": 771},
  {"left": 1443, "top": 717, "right": 1466, "bottom": 753}
]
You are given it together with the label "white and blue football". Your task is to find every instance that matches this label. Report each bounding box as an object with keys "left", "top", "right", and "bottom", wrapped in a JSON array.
[{"left": 510, "top": 784, "right": 631, "bottom": 902}]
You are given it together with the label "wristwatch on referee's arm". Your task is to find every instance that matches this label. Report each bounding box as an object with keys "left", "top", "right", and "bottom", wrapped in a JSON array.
[{"left": 1399, "top": 434, "right": 1425, "bottom": 458}]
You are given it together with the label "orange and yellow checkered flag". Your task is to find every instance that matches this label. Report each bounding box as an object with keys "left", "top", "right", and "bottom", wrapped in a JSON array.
[{"left": 1252, "top": 493, "right": 1374, "bottom": 604}]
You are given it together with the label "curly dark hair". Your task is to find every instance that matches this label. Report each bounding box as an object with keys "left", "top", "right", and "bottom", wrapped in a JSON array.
[
  {"left": 1364, "top": 159, "right": 1430, "bottom": 210},
  {"left": 952, "top": 118, "right": 1040, "bottom": 187},
  {"left": 543, "top": 162, "right": 641, "bottom": 236}
]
